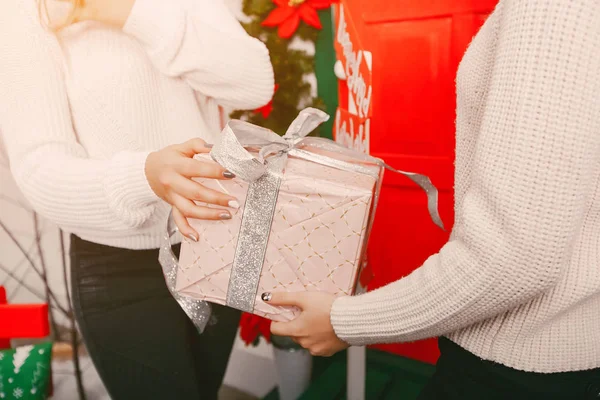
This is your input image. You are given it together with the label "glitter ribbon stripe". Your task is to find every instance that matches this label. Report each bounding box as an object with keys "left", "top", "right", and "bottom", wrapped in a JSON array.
[{"left": 225, "top": 156, "right": 285, "bottom": 312}]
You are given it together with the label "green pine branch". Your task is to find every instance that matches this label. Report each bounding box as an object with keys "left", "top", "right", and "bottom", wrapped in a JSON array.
[{"left": 233, "top": 0, "right": 328, "bottom": 136}]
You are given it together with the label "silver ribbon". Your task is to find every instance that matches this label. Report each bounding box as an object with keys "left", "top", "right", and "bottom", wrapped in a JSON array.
[
  {"left": 160, "top": 108, "right": 444, "bottom": 331},
  {"left": 158, "top": 215, "right": 213, "bottom": 332}
]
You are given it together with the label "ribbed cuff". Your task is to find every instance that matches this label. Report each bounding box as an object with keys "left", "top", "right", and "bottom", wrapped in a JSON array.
[
  {"left": 123, "top": 0, "right": 183, "bottom": 48},
  {"left": 329, "top": 265, "right": 446, "bottom": 347},
  {"left": 104, "top": 151, "right": 160, "bottom": 212},
  {"left": 330, "top": 295, "right": 373, "bottom": 347},
  {"left": 329, "top": 246, "right": 483, "bottom": 347}
]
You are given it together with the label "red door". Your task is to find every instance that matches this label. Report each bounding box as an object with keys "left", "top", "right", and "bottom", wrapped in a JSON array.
[{"left": 334, "top": 0, "right": 498, "bottom": 364}]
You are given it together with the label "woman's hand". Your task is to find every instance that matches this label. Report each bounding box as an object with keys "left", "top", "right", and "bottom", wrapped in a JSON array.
[
  {"left": 58, "top": 0, "right": 136, "bottom": 28},
  {"left": 145, "top": 138, "right": 239, "bottom": 241},
  {"left": 264, "top": 291, "right": 350, "bottom": 357}
]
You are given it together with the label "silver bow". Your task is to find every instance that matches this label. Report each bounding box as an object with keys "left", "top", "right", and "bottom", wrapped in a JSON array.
[{"left": 160, "top": 108, "right": 444, "bottom": 333}]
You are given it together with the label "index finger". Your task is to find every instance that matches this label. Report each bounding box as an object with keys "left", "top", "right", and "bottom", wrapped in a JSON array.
[
  {"left": 177, "top": 138, "right": 210, "bottom": 157},
  {"left": 262, "top": 291, "right": 308, "bottom": 308},
  {"left": 178, "top": 158, "right": 234, "bottom": 180}
]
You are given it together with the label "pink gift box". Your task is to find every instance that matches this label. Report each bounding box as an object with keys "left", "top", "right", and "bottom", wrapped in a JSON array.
[
  {"left": 177, "top": 150, "right": 381, "bottom": 321},
  {"left": 162, "top": 108, "right": 441, "bottom": 327}
]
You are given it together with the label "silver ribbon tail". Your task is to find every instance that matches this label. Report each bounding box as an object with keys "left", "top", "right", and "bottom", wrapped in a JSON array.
[
  {"left": 158, "top": 211, "right": 212, "bottom": 333},
  {"left": 379, "top": 163, "right": 444, "bottom": 231}
]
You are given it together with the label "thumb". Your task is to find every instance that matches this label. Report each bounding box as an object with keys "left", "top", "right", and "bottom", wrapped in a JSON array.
[{"left": 261, "top": 291, "right": 307, "bottom": 309}]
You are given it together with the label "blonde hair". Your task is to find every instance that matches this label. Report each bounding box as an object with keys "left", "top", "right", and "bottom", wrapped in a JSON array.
[{"left": 38, "top": 0, "right": 82, "bottom": 31}]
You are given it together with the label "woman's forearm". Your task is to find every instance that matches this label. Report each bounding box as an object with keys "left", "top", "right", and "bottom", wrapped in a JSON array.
[{"left": 331, "top": 0, "right": 600, "bottom": 346}]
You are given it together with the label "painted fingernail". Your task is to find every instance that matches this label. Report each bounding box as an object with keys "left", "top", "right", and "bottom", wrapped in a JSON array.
[
  {"left": 228, "top": 200, "right": 240, "bottom": 209},
  {"left": 261, "top": 292, "right": 272, "bottom": 302},
  {"left": 219, "top": 212, "right": 232, "bottom": 220},
  {"left": 223, "top": 170, "right": 236, "bottom": 179},
  {"left": 187, "top": 233, "right": 198, "bottom": 242}
]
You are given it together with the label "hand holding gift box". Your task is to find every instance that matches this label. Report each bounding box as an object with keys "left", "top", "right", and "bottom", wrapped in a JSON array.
[{"left": 159, "top": 108, "right": 443, "bottom": 332}]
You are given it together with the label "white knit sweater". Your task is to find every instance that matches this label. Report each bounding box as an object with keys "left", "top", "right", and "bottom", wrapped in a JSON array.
[
  {"left": 0, "top": 0, "right": 274, "bottom": 249},
  {"left": 331, "top": 0, "right": 600, "bottom": 373}
]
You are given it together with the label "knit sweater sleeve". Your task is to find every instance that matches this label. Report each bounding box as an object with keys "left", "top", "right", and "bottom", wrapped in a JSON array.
[
  {"left": 0, "top": 2, "right": 160, "bottom": 233},
  {"left": 330, "top": 0, "right": 600, "bottom": 346},
  {"left": 123, "top": 0, "right": 274, "bottom": 110}
]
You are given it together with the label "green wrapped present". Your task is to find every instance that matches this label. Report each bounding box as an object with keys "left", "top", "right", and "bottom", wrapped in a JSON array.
[{"left": 0, "top": 342, "right": 52, "bottom": 400}]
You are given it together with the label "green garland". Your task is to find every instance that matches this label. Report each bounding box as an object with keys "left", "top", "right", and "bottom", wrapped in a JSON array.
[{"left": 230, "top": 0, "right": 327, "bottom": 136}]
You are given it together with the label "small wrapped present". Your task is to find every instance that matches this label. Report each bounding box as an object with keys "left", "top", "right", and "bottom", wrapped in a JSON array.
[{"left": 159, "top": 108, "right": 443, "bottom": 332}]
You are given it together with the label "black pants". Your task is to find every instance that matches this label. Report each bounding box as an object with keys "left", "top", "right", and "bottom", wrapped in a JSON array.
[
  {"left": 418, "top": 337, "right": 600, "bottom": 400},
  {"left": 70, "top": 235, "right": 240, "bottom": 400}
]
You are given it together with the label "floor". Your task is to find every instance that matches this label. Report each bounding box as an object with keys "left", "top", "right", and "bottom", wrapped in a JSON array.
[{"left": 51, "top": 356, "right": 257, "bottom": 400}]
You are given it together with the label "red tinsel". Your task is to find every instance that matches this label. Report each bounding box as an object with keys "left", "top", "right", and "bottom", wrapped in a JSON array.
[
  {"left": 239, "top": 313, "right": 272, "bottom": 346},
  {"left": 254, "top": 84, "right": 280, "bottom": 118},
  {"left": 262, "top": 0, "right": 339, "bottom": 39}
]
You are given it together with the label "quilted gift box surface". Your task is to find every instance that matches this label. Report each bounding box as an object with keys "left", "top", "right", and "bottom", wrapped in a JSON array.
[{"left": 177, "top": 149, "right": 381, "bottom": 321}]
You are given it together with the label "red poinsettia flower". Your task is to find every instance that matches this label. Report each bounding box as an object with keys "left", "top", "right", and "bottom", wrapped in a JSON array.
[
  {"left": 254, "top": 84, "right": 279, "bottom": 118},
  {"left": 262, "top": 0, "right": 338, "bottom": 39},
  {"left": 239, "top": 313, "right": 272, "bottom": 346}
]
